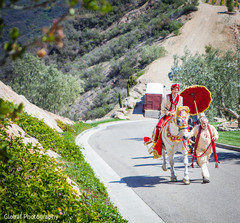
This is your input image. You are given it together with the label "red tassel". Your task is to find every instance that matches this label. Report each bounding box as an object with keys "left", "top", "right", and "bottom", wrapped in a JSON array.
[
  {"left": 144, "top": 137, "right": 151, "bottom": 143},
  {"left": 215, "top": 161, "right": 220, "bottom": 168},
  {"left": 191, "top": 163, "right": 194, "bottom": 168}
]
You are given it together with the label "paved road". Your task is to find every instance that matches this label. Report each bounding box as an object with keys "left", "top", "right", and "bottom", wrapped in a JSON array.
[{"left": 77, "top": 120, "right": 240, "bottom": 223}]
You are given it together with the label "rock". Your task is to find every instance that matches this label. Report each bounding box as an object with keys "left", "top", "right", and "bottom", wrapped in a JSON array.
[
  {"left": 124, "top": 98, "right": 136, "bottom": 109},
  {"left": 116, "top": 108, "right": 128, "bottom": 114},
  {"left": 214, "top": 117, "right": 226, "bottom": 122},
  {"left": 113, "top": 112, "right": 128, "bottom": 120},
  {"left": 217, "top": 121, "right": 240, "bottom": 131},
  {"left": 133, "top": 84, "right": 146, "bottom": 95},
  {"left": 130, "top": 91, "right": 141, "bottom": 99}
]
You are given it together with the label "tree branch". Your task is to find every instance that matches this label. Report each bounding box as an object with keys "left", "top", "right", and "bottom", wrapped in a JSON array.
[{"left": 221, "top": 98, "right": 239, "bottom": 119}]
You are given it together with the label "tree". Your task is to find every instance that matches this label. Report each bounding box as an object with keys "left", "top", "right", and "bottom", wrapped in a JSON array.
[
  {"left": 226, "top": 0, "right": 234, "bottom": 12},
  {"left": 173, "top": 47, "right": 240, "bottom": 126},
  {"left": 0, "top": 0, "right": 112, "bottom": 65},
  {"left": 11, "top": 53, "right": 84, "bottom": 113},
  {"left": 118, "top": 93, "right": 122, "bottom": 108}
]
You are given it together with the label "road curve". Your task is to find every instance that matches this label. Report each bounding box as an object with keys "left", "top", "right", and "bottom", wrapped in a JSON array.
[
  {"left": 76, "top": 120, "right": 240, "bottom": 223},
  {"left": 76, "top": 120, "right": 164, "bottom": 223}
]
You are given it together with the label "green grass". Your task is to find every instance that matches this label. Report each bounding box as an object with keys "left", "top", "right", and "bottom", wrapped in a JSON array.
[
  {"left": 59, "top": 118, "right": 123, "bottom": 138},
  {"left": 210, "top": 122, "right": 240, "bottom": 147},
  {"left": 217, "top": 131, "right": 240, "bottom": 147},
  {"left": 89, "top": 118, "right": 122, "bottom": 128}
]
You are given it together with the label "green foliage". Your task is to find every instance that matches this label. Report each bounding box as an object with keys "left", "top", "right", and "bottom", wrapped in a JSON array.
[
  {"left": 85, "top": 104, "right": 114, "bottom": 120},
  {"left": 210, "top": 122, "right": 240, "bottom": 147},
  {"left": 128, "top": 75, "right": 138, "bottom": 87},
  {"left": 212, "top": 0, "right": 217, "bottom": 4},
  {"left": 0, "top": 100, "right": 126, "bottom": 222},
  {"left": 56, "top": 120, "right": 75, "bottom": 134},
  {"left": 0, "top": 117, "right": 94, "bottom": 222},
  {"left": 127, "top": 82, "right": 130, "bottom": 96},
  {"left": 0, "top": 99, "right": 23, "bottom": 163},
  {"left": 0, "top": 137, "right": 95, "bottom": 222},
  {"left": 205, "top": 44, "right": 214, "bottom": 53},
  {"left": 170, "top": 20, "right": 183, "bottom": 35},
  {"left": 80, "top": 65, "right": 105, "bottom": 91},
  {"left": 83, "top": 0, "right": 112, "bottom": 12},
  {"left": 173, "top": 47, "right": 240, "bottom": 121},
  {"left": 11, "top": 53, "right": 83, "bottom": 113},
  {"left": 217, "top": 130, "right": 240, "bottom": 147},
  {"left": 16, "top": 112, "right": 82, "bottom": 162},
  {"left": 118, "top": 93, "right": 122, "bottom": 108},
  {"left": 2, "top": 0, "right": 199, "bottom": 120},
  {"left": 136, "top": 70, "right": 145, "bottom": 78},
  {"left": 235, "top": 0, "right": 239, "bottom": 7},
  {"left": 226, "top": 0, "right": 234, "bottom": 11},
  {"left": 139, "top": 45, "right": 166, "bottom": 67},
  {"left": 0, "top": 99, "right": 23, "bottom": 123},
  {"left": 89, "top": 118, "right": 122, "bottom": 127}
]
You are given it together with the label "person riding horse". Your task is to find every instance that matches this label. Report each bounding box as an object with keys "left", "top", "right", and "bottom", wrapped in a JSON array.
[{"left": 153, "top": 83, "right": 183, "bottom": 158}]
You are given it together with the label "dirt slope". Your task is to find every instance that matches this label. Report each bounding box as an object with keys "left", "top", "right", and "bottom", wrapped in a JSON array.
[{"left": 139, "top": 1, "right": 240, "bottom": 95}]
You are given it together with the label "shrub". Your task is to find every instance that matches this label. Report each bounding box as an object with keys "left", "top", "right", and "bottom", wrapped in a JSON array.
[
  {"left": 11, "top": 54, "right": 83, "bottom": 113},
  {"left": 128, "top": 75, "right": 138, "bottom": 87},
  {"left": 139, "top": 45, "right": 166, "bottom": 67},
  {"left": 0, "top": 107, "right": 127, "bottom": 222},
  {"left": 226, "top": 0, "right": 234, "bottom": 12},
  {"left": 118, "top": 93, "right": 122, "bottom": 108},
  {"left": 170, "top": 20, "right": 183, "bottom": 36}
]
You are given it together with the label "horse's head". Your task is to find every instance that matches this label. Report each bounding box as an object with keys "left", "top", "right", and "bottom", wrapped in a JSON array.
[{"left": 175, "top": 106, "right": 190, "bottom": 141}]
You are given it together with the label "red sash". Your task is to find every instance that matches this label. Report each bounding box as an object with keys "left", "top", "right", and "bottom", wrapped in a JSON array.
[
  {"left": 169, "top": 93, "right": 180, "bottom": 112},
  {"left": 208, "top": 124, "right": 219, "bottom": 168}
]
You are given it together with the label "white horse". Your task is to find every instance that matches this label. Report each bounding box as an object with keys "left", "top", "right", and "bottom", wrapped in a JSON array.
[{"left": 146, "top": 106, "right": 191, "bottom": 185}]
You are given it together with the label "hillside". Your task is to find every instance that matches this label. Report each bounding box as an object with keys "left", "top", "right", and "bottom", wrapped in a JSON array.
[
  {"left": 140, "top": 1, "right": 240, "bottom": 90},
  {"left": 0, "top": 1, "right": 239, "bottom": 123},
  {"left": 0, "top": 0, "right": 199, "bottom": 121},
  {"left": 110, "top": 1, "right": 240, "bottom": 120}
]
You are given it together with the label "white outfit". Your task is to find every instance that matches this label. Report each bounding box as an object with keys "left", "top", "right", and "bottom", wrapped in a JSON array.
[
  {"left": 189, "top": 124, "right": 219, "bottom": 179},
  {"left": 160, "top": 94, "right": 183, "bottom": 118}
]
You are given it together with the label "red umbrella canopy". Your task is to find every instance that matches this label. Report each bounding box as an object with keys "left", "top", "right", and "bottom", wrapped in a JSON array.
[{"left": 180, "top": 85, "right": 212, "bottom": 115}]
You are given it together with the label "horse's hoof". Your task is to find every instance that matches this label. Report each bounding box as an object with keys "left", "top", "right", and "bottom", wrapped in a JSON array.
[
  {"left": 203, "top": 177, "right": 210, "bottom": 184},
  {"left": 170, "top": 176, "right": 177, "bottom": 182},
  {"left": 183, "top": 178, "right": 190, "bottom": 185},
  {"left": 162, "top": 165, "right": 167, "bottom": 171}
]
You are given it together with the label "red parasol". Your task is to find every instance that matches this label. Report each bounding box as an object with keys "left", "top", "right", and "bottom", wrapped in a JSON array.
[{"left": 180, "top": 85, "right": 212, "bottom": 116}]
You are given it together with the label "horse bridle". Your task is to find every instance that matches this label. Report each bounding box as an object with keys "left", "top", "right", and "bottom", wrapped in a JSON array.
[{"left": 176, "top": 115, "right": 189, "bottom": 130}]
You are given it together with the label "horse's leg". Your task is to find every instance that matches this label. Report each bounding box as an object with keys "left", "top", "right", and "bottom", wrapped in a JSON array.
[
  {"left": 162, "top": 147, "right": 167, "bottom": 171},
  {"left": 182, "top": 150, "right": 190, "bottom": 185},
  {"left": 169, "top": 153, "right": 177, "bottom": 182}
]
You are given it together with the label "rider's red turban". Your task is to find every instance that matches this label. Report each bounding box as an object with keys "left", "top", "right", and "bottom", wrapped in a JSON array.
[{"left": 171, "top": 83, "right": 180, "bottom": 91}]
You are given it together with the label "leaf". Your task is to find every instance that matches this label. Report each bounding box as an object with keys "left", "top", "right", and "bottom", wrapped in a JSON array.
[
  {"left": 69, "top": 8, "right": 75, "bottom": 16},
  {"left": 10, "top": 27, "right": 19, "bottom": 41}
]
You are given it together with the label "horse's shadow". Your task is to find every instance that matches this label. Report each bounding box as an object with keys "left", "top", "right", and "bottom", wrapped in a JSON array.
[
  {"left": 110, "top": 175, "right": 169, "bottom": 188},
  {"left": 110, "top": 175, "right": 204, "bottom": 187}
]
